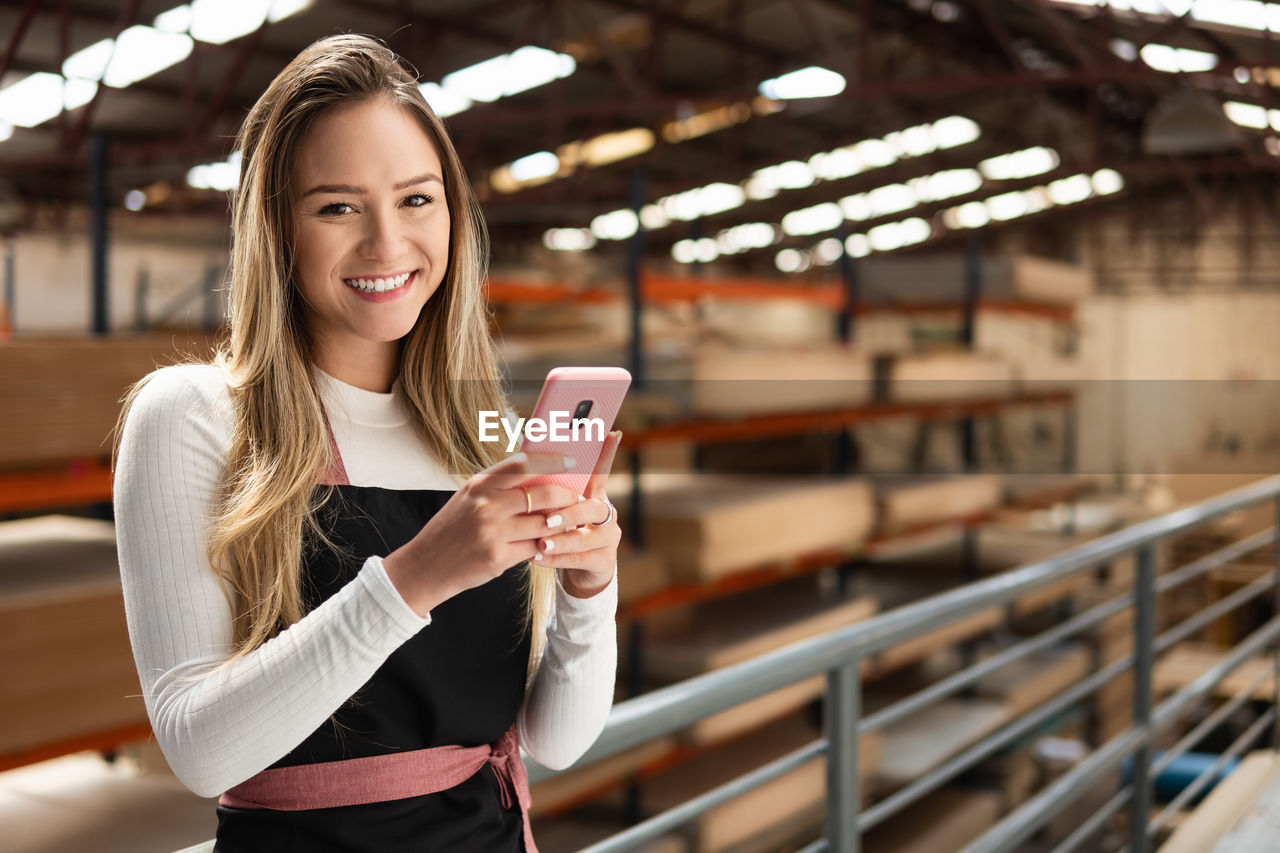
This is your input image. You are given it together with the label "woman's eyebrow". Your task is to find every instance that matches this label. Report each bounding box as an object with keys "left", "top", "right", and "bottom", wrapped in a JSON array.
[{"left": 301, "top": 173, "right": 443, "bottom": 198}]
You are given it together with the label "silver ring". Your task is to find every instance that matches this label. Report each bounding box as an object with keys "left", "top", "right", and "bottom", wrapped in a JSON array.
[{"left": 592, "top": 499, "right": 616, "bottom": 527}]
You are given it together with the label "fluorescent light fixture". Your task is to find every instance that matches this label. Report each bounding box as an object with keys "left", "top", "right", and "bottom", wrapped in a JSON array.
[
  {"left": 123, "top": 189, "right": 147, "bottom": 211},
  {"left": 1091, "top": 168, "right": 1124, "bottom": 195},
  {"left": 781, "top": 202, "right": 844, "bottom": 236},
  {"left": 656, "top": 183, "right": 745, "bottom": 222},
  {"left": 672, "top": 240, "right": 698, "bottom": 264},
  {"left": 662, "top": 102, "right": 752, "bottom": 143},
  {"left": 640, "top": 204, "right": 670, "bottom": 230},
  {"left": 868, "top": 217, "right": 930, "bottom": 252},
  {"left": 187, "top": 150, "right": 241, "bottom": 191},
  {"left": 1049, "top": 0, "right": 1280, "bottom": 33},
  {"left": 109, "top": 27, "right": 193, "bottom": 87},
  {"left": 419, "top": 82, "right": 471, "bottom": 118},
  {"left": 986, "top": 191, "right": 1030, "bottom": 221},
  {"left": 267, "top": 0, "right": 313, "bottom": 23},
  {"left": 1110, "top": 38, "right": 1138, "bottom": 62},
  {"left": 884, "top": 123, "right": 937, "bottom": 158},
  {"left": 775, "top": 248, "right": 809, "bottom": 272},
  {"left": 853, "top": 139, "right": 898, "bottom": 168},
  {"left": 717, "top": 222, "right": 776, "bottom": 254},
  {"left": 444, "top": 45, "right": 575, "bottom": 103},
  {"left": 1140, "top": 43, "right": 1218, "bottom": 74},
  {"left": 577, "top": 127, "right": 653, "bottom": 167},
  {"left": 63, "top": 39, "right": 114, "bottom": 80},
  {"left": 509, "top": 151, "right": 560, "bottom": 182},
  {"left": 543, "top": 228, "right": 595, "bottom": 251},
  {"left": 0, "top": 73, "right": 66, "bottom": 127},
  {"left": 943, "top": 201, "right": 991, "bottom": 229},
  {"left": 844, "top": 233, "right": 871, "bottom": 258},
  {"left": 190, "top": 0, "right": 269, "bottom": 45},
  {"left": 590, "top": 209, "right": 638, "bottom": 240},
  {"left": 759, "top": 66, "right": 846, "bottom": 99},
  {"left": 932, "top": 115, "right": 981, "bottom": 148},
  {"left": 813, "top": 237, "right": 843, "bottom": 265},
  {"left": 909, "top": 168, "right": 983, "bottom": 203},
  {"left": 1223, "top": 100, "right": 1275, "bottom": 130},
  {"left": 64, "top": 79, "right": 97, "bottom": 110},
  {"left": 809, "top": 148, "right": 863, "bottom": 181},
  {"left": 866, "top": 184, "right": 918, "bottom": 217},
  {"left": 0, "top": 123, "right": 12, "bottom": 143},
  {"left": 693, "top": 238, "right": 718, "bottom": 263},
  {"left": 64, "top": 28, "right": 192, "bottom": 88},
  {"left": 1047, "top": 174, "right": 1093, "bottom": 205},
  {"left": 154, "top": 5, "right": 193, "bottom": 33},
  {"left": 979, "top": 146, "right": 1060, "bottom": 180}
]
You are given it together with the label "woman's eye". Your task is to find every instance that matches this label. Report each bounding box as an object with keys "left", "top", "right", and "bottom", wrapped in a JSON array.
[
  {"left": 318, "top": 202, "right": 354, "bottom": 216},
  {"left": 403, "top": 193, "right": 434, "bottom": 208}
]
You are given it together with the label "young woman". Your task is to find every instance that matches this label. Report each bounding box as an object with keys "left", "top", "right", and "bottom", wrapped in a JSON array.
[{"left": 112, "top": 34, "right": 620, "bottom": 852}]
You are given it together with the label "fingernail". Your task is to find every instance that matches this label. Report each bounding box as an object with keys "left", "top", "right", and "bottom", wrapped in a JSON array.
[
  {"left": 533, "top": 553, "right": 542, "bottom": 561},
  {"left": 509, "top": 452, "right": 526, "bottom": 463},
  {"left": 546, "top": 514, "right": 563, "bottom": 527},
  {"left": 576, "top": 495, "right": 584, "bottom": 502},
  {"left": 563, "top": 456, "right": 576, "bottom": 468},
  {"left": 542, "top": 539, "right": 555, "bottom": 552}
]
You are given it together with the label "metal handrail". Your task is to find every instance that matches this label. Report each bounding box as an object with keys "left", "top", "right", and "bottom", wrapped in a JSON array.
[{"left": 174, "top": 474, "right": 1280, "bottom": 853}]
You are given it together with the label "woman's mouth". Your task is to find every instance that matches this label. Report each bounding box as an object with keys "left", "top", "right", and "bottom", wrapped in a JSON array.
[{"left": 342, "top": 270, "right": 416, "bottom": 302}]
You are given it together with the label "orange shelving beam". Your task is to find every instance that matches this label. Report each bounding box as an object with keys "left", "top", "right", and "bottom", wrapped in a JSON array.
[{"left": 0, "top": 458, "right": 114, "bottom": 513}]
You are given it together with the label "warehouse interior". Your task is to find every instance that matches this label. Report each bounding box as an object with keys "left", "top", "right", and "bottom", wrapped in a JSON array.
[{"left": 3, "top": 0, "right": 1280, "bottom": 851}]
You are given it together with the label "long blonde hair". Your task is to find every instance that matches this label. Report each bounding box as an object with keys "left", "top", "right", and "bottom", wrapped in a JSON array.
[{"left": 113, "top": 34, "right": 554, "bottom": 685}]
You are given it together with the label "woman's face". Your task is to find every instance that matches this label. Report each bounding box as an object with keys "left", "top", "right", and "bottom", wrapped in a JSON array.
[{"left": 291, "top": 96, "right": 451, "bottom": 374}]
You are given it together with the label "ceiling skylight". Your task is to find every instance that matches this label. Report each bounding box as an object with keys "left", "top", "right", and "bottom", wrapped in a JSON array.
[
  {"left": 979, "top": 147, "right": 1060, "bottom": 180},
  {"left": 0, "top": 73, "right": 68, "bottom": 127},
  {"left": 443, "top": 46, "right": 575, "bottom": 103},
  {"left": 64, "top": 27, "right": 193, "bottom": 88},
  {"left": 543, "top": 228, "right": 596, "bottom": 251}
]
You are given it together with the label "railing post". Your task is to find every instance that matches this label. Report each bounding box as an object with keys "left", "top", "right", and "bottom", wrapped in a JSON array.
[
  {"left": 827, "top": 659, "right": 861, "bottom": 853},
  {"left": 1131, "top": 544, "right": 1156, "bottom": 853}
]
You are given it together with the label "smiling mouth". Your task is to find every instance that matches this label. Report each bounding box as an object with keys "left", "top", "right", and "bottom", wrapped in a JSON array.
[{"left": 343, "top": 270, "right": 415, "bottom": 293}]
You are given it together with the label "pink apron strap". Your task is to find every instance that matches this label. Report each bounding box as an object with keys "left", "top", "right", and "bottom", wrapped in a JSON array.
[
  {"left": 219, "top": 723, "right": 537, "bottom": 853},
  {"left": 319, "top": 408, "right": 350, "bottom": 486}
]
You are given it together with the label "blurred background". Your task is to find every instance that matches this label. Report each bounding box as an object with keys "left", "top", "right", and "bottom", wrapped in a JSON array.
[{"left": 1, "top": 1, "right": 1280, "bottom": 851}]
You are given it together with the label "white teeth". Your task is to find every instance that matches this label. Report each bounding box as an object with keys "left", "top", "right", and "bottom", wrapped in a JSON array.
[{"left": 345, "top": 271, "right": 411, "bottom": 292}]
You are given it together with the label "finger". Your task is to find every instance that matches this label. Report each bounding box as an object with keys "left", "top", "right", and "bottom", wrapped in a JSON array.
[
  {"left": 535, "top": 524, "right": 616, "bottom": 557},
  {"left": 503, "top": 483, "right": 586, "bottom": 518},
  {"left": 475, "top": 450, "right": 575, "bottom": 489},
  {"left": 583, "top": 431, "right": 622, "bottom": 501}
]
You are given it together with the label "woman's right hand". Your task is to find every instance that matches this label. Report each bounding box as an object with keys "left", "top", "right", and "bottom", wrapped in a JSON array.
[{"left": 381, "top": 451, "right": 582, "bottom": 618}]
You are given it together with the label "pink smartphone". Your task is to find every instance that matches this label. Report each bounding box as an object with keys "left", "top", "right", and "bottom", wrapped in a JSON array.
[{"left": 516, "top": 366, "right": 632, "bottom": 495}]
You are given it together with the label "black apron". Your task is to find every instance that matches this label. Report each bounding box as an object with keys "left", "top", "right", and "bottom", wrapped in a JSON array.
[{"left": 213, "top": 482, "right": 533, "bottom": 852}]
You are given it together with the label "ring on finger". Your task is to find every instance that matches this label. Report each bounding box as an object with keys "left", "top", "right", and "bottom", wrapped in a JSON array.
[
  {"left": 520, "top": 485, "right": 533, "bottom": 514},
  {"left": 592, "top": 499, "right": 616, "bottom": 527}
]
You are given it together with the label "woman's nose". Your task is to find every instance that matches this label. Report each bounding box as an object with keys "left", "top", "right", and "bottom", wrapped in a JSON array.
[{"left": 357, "top": 209, "right": 408, "bottom": 261}]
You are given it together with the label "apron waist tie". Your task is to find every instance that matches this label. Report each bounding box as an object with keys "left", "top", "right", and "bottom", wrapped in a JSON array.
[{"left": 218, "top": 723, "right": 537, "bottom": 853}]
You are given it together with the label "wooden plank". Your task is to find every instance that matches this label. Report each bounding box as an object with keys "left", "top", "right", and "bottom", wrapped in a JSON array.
[
  {"left": 615, "top": 473, "right": 874, "bottom": 582},
  {"left": 864, "top": 787, "right": 1004, "bottom": 853},
  {"left": 975, "top": 644, "right": 1092, "bottom": 717},
  {"left": 639, "top": 579, "right": 877, "bottom": 680},
  {"left": 529, "top": 736, "right": 678, "bottom": 819},
  {"left": 874, "top": 699, "right": 1010, "bottom": 788},
  {"left": 690, "top": 343, "right": 873, "bottom": 416},
  {"left": 684, "top": 675, "right": 826, "bottom": 747},
  {"left": 1161, "top": 751, "right": 1280, "bottom": 853},
  {"left": 875, "top": 475, "right": 1005, "bottom": 535},
  {"left": 870, "top": 608, "right": 1004, "bottom": 676},
  {"left": 1154, "top": 644, "right": 1277, "bottom": 702},
  {"left": 637, "top": 714, "right": 879, "bottom": 853},
  {"left": 0, "top": 516, "right": 147, "bottom": 754},
  {"left": 0, "top": 334, "right": 219, "bottom": 467},
  {"left": 886, "top": 352, "right": 1016, "bottom": 402}
]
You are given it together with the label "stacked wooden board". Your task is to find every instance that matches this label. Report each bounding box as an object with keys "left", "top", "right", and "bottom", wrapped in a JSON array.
[
  {"left": 0, "top": 515, "right": 146, "bottom": 755},
  {"left": 690, "top": 343, "right": 872, "bottom": 416},
  {"left": 0, "top": 334, "right": 218, "bottom": 468},
  {"left": 612, "top": 472, "right": 875, "bottom": 582}
]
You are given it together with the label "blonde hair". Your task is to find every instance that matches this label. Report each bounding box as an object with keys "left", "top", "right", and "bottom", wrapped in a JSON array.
[{"left": 113, "top": 34, "right": 554, "bottom": 686}]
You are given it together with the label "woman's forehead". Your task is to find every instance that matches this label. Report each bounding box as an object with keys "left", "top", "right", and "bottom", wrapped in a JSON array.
[{"left": 294, "top": 98, "right": 444, "bottom": 186}]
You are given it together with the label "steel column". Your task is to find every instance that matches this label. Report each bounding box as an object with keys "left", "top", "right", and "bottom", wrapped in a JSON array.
[{"left": 89, "top": 133, "right": 109, "bottom": 336}]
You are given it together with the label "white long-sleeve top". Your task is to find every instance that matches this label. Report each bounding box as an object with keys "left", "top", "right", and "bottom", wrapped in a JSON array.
[{"left": 113, "top": 362, "right": 617, "bottom": 799}]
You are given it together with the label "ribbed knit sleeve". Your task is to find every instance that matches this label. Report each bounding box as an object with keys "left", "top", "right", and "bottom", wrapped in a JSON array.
[
  {"left": 517, "top": 568, "right": 618, "bottom": 770},
  {"left": 113, "top": 365, "right": 430, "bottom": 798}
]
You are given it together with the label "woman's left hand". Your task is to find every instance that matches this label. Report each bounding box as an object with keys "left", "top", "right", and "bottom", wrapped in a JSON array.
[{"left": 535, "top": 431, "right": 623, "bottom": 598}]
